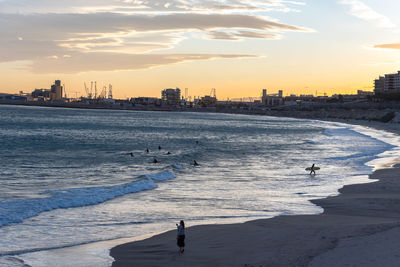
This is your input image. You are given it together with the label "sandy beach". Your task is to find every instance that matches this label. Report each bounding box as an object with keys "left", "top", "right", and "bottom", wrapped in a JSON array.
[{"left": 110, "top": 121, "right": 400, "bottom": 267}]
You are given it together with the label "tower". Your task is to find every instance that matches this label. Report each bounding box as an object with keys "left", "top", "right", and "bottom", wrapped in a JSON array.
[
  {"left": 108, "top": 84, "right": 113, "bottom": 99},
  {"left": 50, "top": 80, "right": 63, "bottom": 100}
]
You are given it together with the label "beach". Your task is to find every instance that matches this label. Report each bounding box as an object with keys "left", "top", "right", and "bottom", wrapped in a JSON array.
[
  {"left": 1, "top": 106, "right": 398, "bottom": 266},
  {"left": 110, "top": 121, "right": 400, "bottom": 267}
]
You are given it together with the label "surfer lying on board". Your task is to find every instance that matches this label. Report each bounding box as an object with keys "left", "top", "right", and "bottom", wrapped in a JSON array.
[{"left": 310, "top": 164, "right": 316, "bottom": 175}]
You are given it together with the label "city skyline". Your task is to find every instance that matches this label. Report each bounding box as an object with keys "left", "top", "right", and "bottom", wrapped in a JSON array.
[{"left": 1, "top": 0, "right": 400, "bottom": 99}]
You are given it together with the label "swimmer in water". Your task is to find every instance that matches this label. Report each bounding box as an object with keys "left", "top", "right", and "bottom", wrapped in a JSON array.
[
  {"left": 153, "top": 158, "right": 158, "bottom": 163},
  {"left": 166, "top": 151, "right": 171, "bottom": 155},
  {"left": 193, "top": 160, "right": 199, "bottom": 166},
  {"left": 129, "top": 152, "right": 134, "bottom": 157}
]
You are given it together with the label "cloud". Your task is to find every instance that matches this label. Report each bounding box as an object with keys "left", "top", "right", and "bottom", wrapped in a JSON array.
[
  {"left": 339, "top": 0, "right": 395, "bottom": 28},
  {"left": 374, "top": 43, "right": 400, "bottom": 50},
  {"left": 1, "top": 13, "right": 307, "bottom": 36},
  {"left": 208, "top": 30, "right": 278, "bottom": 40},
  {"left": 30, "top": 53, "right": 256, "bottom": 73},
  {"left": 0, "top": 0, "right": 309, "bottom": 73},
  {"left": 0, "top": 12, "right": 308, "bottom": 62},
  {"left": 0, "top": 0, "right": 305, "bottom": 14}
]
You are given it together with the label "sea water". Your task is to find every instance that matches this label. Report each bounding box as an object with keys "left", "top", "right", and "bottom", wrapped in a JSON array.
[{"left": 0, "top": 105, "right": 398, "bottom": 266}]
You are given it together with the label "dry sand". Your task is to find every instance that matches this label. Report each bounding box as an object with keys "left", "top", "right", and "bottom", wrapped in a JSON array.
[{"left": 110, "top": 122, "right": 400, "bottom": 267}]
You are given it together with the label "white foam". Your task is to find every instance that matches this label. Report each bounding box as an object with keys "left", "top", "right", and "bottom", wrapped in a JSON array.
[
  {"left": 145, "top": 171, "right": 176, "bottom": 181},
  {"left": 172, "top": 164, "right": 183, "bottom": 169},
  {"left": 0, "top": 179, "right": 157, "bottom": 227},
  {"left": 324, "top": 121, "right": 400, "bottom": 170}
]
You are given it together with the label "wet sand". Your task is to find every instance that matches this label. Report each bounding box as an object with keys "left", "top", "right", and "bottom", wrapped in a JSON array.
[{"left": 110, "top": 122, "right": 400, "bottom": 267}]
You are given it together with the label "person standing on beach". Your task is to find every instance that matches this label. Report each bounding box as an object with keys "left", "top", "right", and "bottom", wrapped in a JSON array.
[
  {"left": 176, "top": 220, "right": 185, "bottom": 253},
  {"left": 310, "top": 164, "right": 316, "bottom": 175}
]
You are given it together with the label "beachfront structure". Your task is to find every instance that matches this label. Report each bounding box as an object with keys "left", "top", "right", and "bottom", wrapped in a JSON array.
[
  {"left": 199, "top": 95, "right": 217, "bottom": 107},
  {"left": 0, "top": 93, "right": 27, "bottom": 102},
  {"left": 261, "top": 89, "right": 284, "bottom": 106},
  {"left": 31, "top": 88, "right": 51, "bottom": 99},
  {"left": 374, "top": 71, "right": 400, "bottom": 94},
  {"left": 131, "top": 97, "right": 161, "bottom": 106},
  {"left": 50, "top": 80, "right": 63, "bottom": 100},
  {"left": 161, "top": 88, "right": 181, "bottom": 105},
  {"left": 374, "top": 76, "right": 385, "bottom": 93}
]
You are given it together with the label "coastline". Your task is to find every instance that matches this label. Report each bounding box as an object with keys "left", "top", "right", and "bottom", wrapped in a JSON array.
[{"left": 110, "top": 120, "right": 400, "bottom": 267}]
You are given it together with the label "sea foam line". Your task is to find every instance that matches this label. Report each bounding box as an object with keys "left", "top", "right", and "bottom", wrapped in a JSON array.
[{"left": 0, "top": 171, "right": 176, "bottom": 227}]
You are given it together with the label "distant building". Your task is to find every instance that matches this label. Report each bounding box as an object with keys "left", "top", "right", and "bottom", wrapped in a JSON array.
[
  {"left": 131, "top": 97, "right": 160, "bottom": 106},
  {"left": 261, "top": 89, "right": 284, "bottom": 106},
  {"left": 50, "top": 80, "right": 63, "bottom": 100},
  {"left": 161, "top": 88, "right": 181, "bottom": 105},
  {"left": 374, "top": 71, "right": 400, "bottom": 94},
  {"left": 374, "top": 76, "right": 385, "bottom": 94},
  {"left": 31, "top": 88, "right": 51, "bottom": 99},
  {"left": 199, "top": 95, "right": 217, "bottom": 107},
  {"left": 357, "top": 90, "right": 373, "bottom": 96},
  {"left": 0, "top": 93, "right": 27, "bottom": 102}
]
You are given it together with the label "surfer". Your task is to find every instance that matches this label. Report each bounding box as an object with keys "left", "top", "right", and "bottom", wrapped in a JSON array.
[
  {"left": 153, "top": 158, "right": 158, "bottom": 163},
  {"left": 158, "top": 145, "right": 162, "bottom": 150},
  {"left": 146, "top": 148, "right": 149, "bottom": 153},
  {"left": 129, "top": 152, "right": 134, "bottom": 157},
  {"left": 176, "top": 220, "right": 185, "bottom": 253},
  {"left": 310, "top": 164, "right": 316, "bottom": 175},
  {"left": 193, "top": 160, "right": 199, "bottom": 166},
  {"left": 166, "top": 151, "right": 171, "bottom": 155}
]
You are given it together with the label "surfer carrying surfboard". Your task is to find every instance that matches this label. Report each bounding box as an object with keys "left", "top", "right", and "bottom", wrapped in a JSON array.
[{"left": 310, "top": 164, "right": 316, "bottom": 175}]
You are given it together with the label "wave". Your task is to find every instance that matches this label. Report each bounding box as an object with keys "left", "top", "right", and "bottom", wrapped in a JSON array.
[
  {"left": 145, "top": 171, "right": 176, "bottom": 181},
  {"left": 0, "top": 171, "right": 176, "bottom": 227}
]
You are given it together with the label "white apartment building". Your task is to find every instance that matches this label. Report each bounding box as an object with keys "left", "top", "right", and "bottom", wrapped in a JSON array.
[{"left": 374, "top": 71, "right": 400, "bottom": 94}]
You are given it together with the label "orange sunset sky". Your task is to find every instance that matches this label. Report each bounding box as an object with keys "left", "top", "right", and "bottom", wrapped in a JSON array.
[{"left": 1, "top": 0, "right": 400, "bottom": 99}]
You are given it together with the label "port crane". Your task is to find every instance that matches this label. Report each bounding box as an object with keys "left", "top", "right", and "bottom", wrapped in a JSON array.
[
  {"left": 84, "top": 82, "right": 93, "bottom": 99},
  {"left": 108, "top": 84, "right": 113, "bottom": 99},
  {"left": 84, "top": 81, "right": 114, "bottom": 100},
  {"left": 210, "top": 88, "right": 216, "bottom": 98}
]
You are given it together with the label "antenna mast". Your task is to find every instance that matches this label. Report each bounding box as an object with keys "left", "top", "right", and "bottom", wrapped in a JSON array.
[
  {"left": 108, "top": 84, "right": 113, "bottom": 99},
  {"left": 94, "top": 81, "right": 97, "bottom": 99},
  {"left": 90, "top": 82, "right": 93, "bottom": 99}
]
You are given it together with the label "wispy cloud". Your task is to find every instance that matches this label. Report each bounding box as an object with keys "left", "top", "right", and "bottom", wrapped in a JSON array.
[
  {"left": 30, "top": 53, "right": 257, "bottom": 74},
  {"left": 374, "top": 43, "right": 400, "bottom": 50},
  {"left": 208, "top": 30, "right": 279, "bottom": 40},
  {"left": 0, "top": 0, "right": 306, "bottom": 14},
  {"left": 339, "top": 0, "right": 395, "bottom": 29},
  {"left": 0, "top": 0, "right": 309, "bottom": 73}
]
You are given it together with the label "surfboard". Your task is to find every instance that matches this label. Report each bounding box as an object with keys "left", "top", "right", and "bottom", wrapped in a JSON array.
[{"left": 305, "top": 167, "right": 320, "bottom": 171}]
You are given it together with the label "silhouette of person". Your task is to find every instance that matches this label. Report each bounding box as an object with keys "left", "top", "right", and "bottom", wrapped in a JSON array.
[
  {"left": 129, "top": 152, "right": 134, "bottom": 157},
  {"left": 176, "top": 220, "right": 185, "bottom": 253},
  {"left": 153, "top": 158, "right": 158, "bottom": 163},
  {"left": 193, "top": 160, "right": 199, "bottom": 166},
  {"left": 310, "top": 164, "right": 316, "bottom": 175},
  {"left": 146, "top": 148, "right": 149, "bottom": 153},
  {"left": 166, "top": 151, "right": 171, "bottom": 155},
  {"left": 158, "top": 145, "right": 162, "bottom": 150}
]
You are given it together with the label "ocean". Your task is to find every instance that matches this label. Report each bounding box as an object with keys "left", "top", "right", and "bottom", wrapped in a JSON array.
[{"left": 0, "top": 105, "right": 398, "bottom": 266}]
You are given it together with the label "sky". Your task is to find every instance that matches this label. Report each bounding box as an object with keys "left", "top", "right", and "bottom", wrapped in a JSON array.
[{"left": 1, "top": 0, "right": 400, "bottom": 99}]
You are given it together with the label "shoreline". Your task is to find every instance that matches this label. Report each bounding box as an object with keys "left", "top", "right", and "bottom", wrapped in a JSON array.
[{"left": 110, "top": 121, "right": 400, "bottom": 267}]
